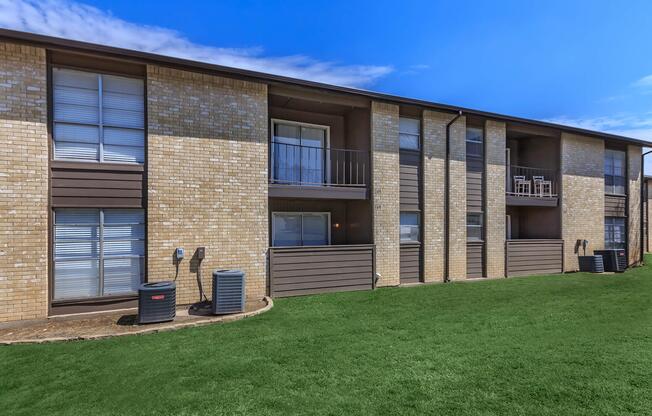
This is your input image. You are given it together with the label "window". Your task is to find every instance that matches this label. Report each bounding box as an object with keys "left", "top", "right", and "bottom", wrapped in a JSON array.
[
  {"left": 53, "top": 209, "right": 145, "bottom": 301},
  {"left": 506, "top": 214, "right": 512, "bottom": 240},
  {"left": 467, "top": 213, "right": 483, "bottom": 241},
  {"left": 399, "top": 117, "right": 420, "bottom": 150},
  {"left": 605, "top": 217, "right": 626, "bottom": 250},
  {"left": 400, "top": 212, "right": 420, "bottom": 242},
  {"left": 271, "top": 120, "right": 328, "bottom": 185},
  {"left": 52, "top": 68, "right": 145, "bottom": 163},
  {"left": 466, "top": 127, "right": 484, "bottom": 158},
  {"left": 604, "top": 149, "right": 626, "bottom": 195},
  {"left": 272, "top": 212, "right": 330, "bottom": 246}
]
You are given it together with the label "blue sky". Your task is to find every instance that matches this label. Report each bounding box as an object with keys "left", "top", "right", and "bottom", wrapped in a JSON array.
[{"left": 1, "top": 0, "right": 652, "bottom": 164}]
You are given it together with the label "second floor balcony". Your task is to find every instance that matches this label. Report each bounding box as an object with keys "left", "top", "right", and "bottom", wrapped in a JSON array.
[
  {"left": 506, "top": 165, "right": 559, "bottom": 207},
  {"left": 269, "top": 142, "right": 370, "bottom": 200}
]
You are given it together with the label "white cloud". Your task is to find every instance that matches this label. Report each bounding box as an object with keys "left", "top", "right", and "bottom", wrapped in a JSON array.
[
  {"left": 547, "top": 114, "right": 652, "bottom": 174},
  {"left": 400, "top": 64, "right": 431, "bottom": 76},
  {"left": 546, "top": 113, "right": 652, "bottom": 142},
  {"left": 0, "top": 0, "right": 392, "bottom": 87},
  {"left": 633, "top": 74, "right": 652, "bottom": 89}
]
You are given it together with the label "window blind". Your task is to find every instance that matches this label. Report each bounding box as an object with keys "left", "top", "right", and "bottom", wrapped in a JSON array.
[
  {"left": 52, "top": 68, "right": 144, "bottom": 164},
  {"left": 53, "top": 208, "right": 145, "bottom": 300}
]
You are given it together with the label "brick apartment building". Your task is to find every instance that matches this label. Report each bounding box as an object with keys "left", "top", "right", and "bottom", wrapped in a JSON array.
[{"left": 0, "top": 29, "right": 649, "bottom": 323}]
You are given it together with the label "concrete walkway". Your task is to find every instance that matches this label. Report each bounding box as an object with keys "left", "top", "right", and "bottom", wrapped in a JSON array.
[{"left": 0, "top": 297, "right": 273, "bottom": 345}]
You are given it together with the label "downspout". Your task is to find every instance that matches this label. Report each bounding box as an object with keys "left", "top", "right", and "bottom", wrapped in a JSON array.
[
  {"left": 444, "top": 111, "right": 463, "bottom": 282},
  {"left": 640, "top": 149, "right": 652, "bottom": 264}
]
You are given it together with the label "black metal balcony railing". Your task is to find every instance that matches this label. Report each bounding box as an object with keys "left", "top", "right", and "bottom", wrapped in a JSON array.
[
  {"left": 507, "top": 165, "right": 559, "bottom": 197},
  {"left": 270, "top": 142, "right": 369, "bottom": 187}
]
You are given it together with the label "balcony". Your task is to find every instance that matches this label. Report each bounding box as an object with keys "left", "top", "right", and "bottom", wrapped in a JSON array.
[
  {"left": 269, "top": 142, "right": 369, "bottom": 199},
  {"left": 506, "top": 165, "right": 559, "bottom": 207}
]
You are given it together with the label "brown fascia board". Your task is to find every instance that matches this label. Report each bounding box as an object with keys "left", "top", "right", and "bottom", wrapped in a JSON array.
[{"left": 1, "top": 28, "right": 651, "bottom": 147}]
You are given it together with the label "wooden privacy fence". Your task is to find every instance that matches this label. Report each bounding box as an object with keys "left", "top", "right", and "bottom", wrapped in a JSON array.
[
  {"left": 400, "top": 243, "right": 421, "bottom": 284},
  {"left": 467, "top": 241, "right": 484, "bottom": 278},
  {"left": 269, "top": 244, "right": 375, "bottom": 297},
  {"left": 506, "top": 239, "right": 564, "bottom": 277}
]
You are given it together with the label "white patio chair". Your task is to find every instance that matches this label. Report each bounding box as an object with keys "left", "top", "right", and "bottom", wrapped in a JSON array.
[
  {"left": 513, "top": 175, "right": 531, "bottom": 196},
  {"left": 533, "top": 175, "right": 552, "bottom": 197}
]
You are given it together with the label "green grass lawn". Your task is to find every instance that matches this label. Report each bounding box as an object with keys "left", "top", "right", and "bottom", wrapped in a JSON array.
[{"left": 2, "top": 259, "right": 652, "bottom": 416}]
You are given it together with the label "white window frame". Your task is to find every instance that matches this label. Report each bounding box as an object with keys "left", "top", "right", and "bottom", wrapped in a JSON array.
[
  {"left": 467, "top": 212, "right": 484, "bottom": 241},
  {"left": 400, "top": 211, "right": 421, "bottom": 242},
  {"left": 52, "top": 208, "right": 145, "bottom": 301},
  {"left": 506, "top": 214, "right": 512, "bottom": 240},
  {"left": 466, "top": 126, "right": 484, "bottom": 158},
  {"left": 271, "top": 212, "right": 331, "bottom": 247},
  {"left": 604, "top": 149, "right": 626, "bottom": 196},
  {"left": 604, "top": 216, "right": 626, "bottom": 250},
  {"left": 271, "top": 119, "right": 331, "bottom": 185},
  {"left": 399, "top": 117, "right": 421, "bottom": 151},
  {"left": 52, "top": 67, "right": 145, "bottom": 164},
  {"left": 505, "top": 148, "right": 512, "bottom": 193}
]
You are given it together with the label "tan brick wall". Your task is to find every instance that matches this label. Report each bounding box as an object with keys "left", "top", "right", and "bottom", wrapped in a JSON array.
[
  {"left": 0, "top": 42, "right": 49, "bottom": 323},
  {"left": 648, "top": 181, "right": 652, "bottom": 253},
  {"left": 561, "top": 133, "right": 604, "bottom": 271},
  {"left": 371, "top": 101, "right": 400, "bottom": 286},
  {"left": 422, "top": 110, "right": 448, "bottom": 282},
  {"left": 147, "top": 66, "right": 268, "bottom": 305},
  {"left": 448, "top": 116, "right": 467, "bottom": 280},
  {"left": 485, "top": 120, "right": 506, "bottom": 278},
  {"left": 627, "top": 145, "right": 642, "bottom": 265}
]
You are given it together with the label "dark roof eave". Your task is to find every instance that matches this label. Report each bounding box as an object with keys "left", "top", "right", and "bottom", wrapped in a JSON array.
[{"left": 1, "top": 28, "right": 650, "bottom": 147}]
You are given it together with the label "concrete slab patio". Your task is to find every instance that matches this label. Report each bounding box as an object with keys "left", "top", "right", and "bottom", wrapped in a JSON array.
[{"left": 0, "top": 297, "right": 272, "bottom": 345}]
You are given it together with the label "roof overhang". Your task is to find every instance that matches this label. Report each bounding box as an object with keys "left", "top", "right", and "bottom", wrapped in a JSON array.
[{"left": 1, "top": 28, "right": 650, "bottom": 147}]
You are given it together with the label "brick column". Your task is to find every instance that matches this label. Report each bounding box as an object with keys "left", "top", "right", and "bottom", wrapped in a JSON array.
[
  {"left": 485, "top": 120, "right": 506, "bottom": 278},
  {"left": 147, "top": 66, "right": 269, "bottom": 304},
  {"left": 0, "top": 43, "right": 49, "bottom": 323},
  {"left": 422, "top": 110, "right": 447, "bottom": 282},
  {"left": 448, "top": 116, "right": 467, "bottom": 280},
  {"left": 561, "top": 133, "right": 605, "bottom": 271},
  {"left": 371, "top": 101, "right": 400, "bottom": 286},
  {"left": 627, "top": 145, "right": 642, "bottom": 266}
]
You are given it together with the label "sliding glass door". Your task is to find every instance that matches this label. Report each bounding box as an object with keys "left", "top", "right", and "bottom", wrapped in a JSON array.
[{"left": 271, "top": 120, "right": 328, "bottom": 185}]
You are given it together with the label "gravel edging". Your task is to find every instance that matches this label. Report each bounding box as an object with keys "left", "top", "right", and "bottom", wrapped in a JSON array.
[{"left": 1, "top": 296, "right": 273, "bottom": 345}]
